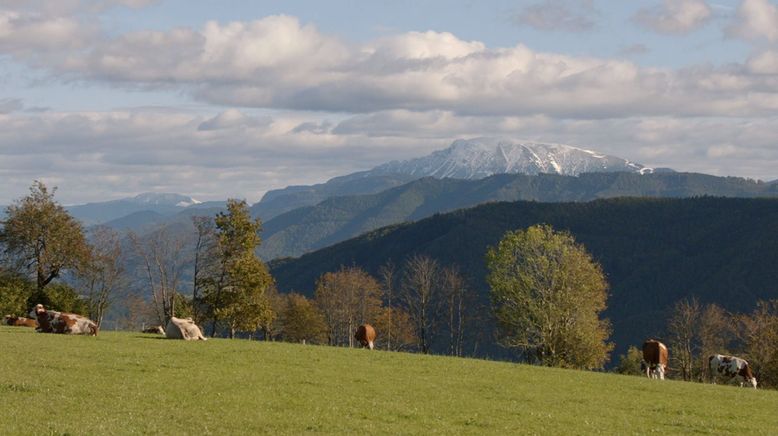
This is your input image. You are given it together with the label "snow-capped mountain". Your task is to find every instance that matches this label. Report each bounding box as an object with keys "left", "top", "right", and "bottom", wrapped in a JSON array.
[
  {"left": 67, "top": 193, "right": 205, "bottom": 225},
  {"left": 366, "top": 137, "right": 653, "bottom": 179},
  {"left": 130, "top": 193, "right": 202, "bottom": 207}
]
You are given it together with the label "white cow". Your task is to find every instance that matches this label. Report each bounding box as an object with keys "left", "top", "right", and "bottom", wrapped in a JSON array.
[
  {"left": 709, "top": 354, "right": 757, "bottom": 388},
  {"left": 165, "top": 317, "right": 207, "bottom": 341}
]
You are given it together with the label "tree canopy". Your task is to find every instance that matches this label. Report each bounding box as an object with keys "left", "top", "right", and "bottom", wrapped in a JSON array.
[
  {"left": 0, "top": 181, "right": 89, "bottom": 305},
  {"left": 487, "top": 224, "right": 612, "bottom": 369}
]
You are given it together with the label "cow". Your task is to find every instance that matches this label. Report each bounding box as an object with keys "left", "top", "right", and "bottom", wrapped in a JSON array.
[
  {"left": 641, "top": 339, "right": 668, "bottom": 380},
  {"left": 142, "top": 325, "right": 165, "bottom": 334},
  {"left": 3, "top": 315, "right": 38, "bottom": 328},
  {"left": 165, "top": 317, "right": 207, "bottom": 341},
  {"left": 354, "top": 324, "right": 376, "bottom": 350},
  {"left": 709, "top": 354, "right": 757, "bottom": 388},
  {"left": 31, "top": 304, "right": 98, "bottom": 336}
]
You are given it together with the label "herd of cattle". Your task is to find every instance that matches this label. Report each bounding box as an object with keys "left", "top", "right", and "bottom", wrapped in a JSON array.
[
  {"left": 641, "top": 339, "right": 757, "bottom": 388},
  {"left": 0, "top": 306, "right": 759, "bottom": 388}
]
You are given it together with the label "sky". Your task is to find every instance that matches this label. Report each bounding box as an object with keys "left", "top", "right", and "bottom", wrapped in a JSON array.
[{"left": 1, "top": 0, "right": 778, "bottom": 205}]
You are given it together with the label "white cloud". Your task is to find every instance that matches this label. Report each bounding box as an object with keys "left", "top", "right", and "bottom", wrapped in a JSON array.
[
  {"left": 1, "top": 109, "right": 777, "bottom": 204},
  {"left": 728, "top": 0, "right": 778, "bottom": 42},
  {"left": 634, "top": 0, "right": 712, "bottom": 34},
  {"left": 513, "top": 0, "right": 598, "bottom": 32}
]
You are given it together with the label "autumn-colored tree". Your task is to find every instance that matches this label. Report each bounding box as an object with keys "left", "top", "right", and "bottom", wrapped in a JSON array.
[
  {"left": 204, "top": 199, "right": 274, "bottom": 338},
  {"left": 737, "top": 300, "right": 778, "bottom": 388},
  {"left": 0, "top": 181, "right": 89, "bottom": 306},
  {"left": 487, "top": 224, "right": 613, "bottom": 369},
  {"left": 315, "top": 266, "right": 383, "bottom": 347},
  {"left": 374, "top": 307, "right": 416, "bottom": 351},
  {"left": 281, "top": 293, "right": 328, "bottom": 344},
  {"left": 697, "top": 304, "right": 732, "bottom": 381}
]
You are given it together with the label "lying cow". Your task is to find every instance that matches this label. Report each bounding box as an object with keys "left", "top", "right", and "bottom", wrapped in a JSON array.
[
  {"left": 31, "top": 304, "right": 98, "bottom": 336},
  {"left": 3, "top": 315, "right": 38, "bottom": 328},
  {"left": 641, "top": 339, "right": 668, "bottom": 380},
  {"left": 709, "top": 354, "right": 757, "bottom": 388},
  {"left": 142, "top": 325, "right": 165, "bottom": 334},
  {"left": 355, "top": 324, "right": 376, "bottom": 350},
  {"left": 165, "top": 317, "right": 207, "bottom": 341}
]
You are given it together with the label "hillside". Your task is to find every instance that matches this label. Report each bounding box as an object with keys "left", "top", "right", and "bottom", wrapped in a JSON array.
[
  {"left": 270, "top": 197, "right": 778, "bottom": 358},
  {"left": 250, "top": 137, "right": 661, "bottom": 221},
  {"left": 259, "top": 172, "right": 778, "bottom": 259},
  {"left": 1, "top": 328, "right": 776, "bottom": 434}
]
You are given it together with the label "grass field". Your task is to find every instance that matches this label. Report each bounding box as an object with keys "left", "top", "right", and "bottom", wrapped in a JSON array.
[{"left": 1, "top": 327, "right": 777, "bottom": 435}]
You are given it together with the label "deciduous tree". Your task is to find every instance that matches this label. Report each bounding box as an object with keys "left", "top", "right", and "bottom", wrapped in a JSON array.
[
  {"left": 0, "top": 181, "right": 89, "bottom": 305},
  {"left": 400, "top": 255, "right": 442, "bottom": 354},
  {"left": 487, "top": 224, "right": 612, "bottom": 369},
  {"left": 281, "top": 293, "right": 327, "bottom": 344},
  {"left": 80, "top": 226, "right": 124, "bottom": 327}
]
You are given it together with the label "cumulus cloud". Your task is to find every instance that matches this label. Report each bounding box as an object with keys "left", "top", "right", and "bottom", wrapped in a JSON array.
[
  {"left": 513, "top": 0, "right": 598, "bottom": 32},
  {"left": 0, "top": 11, "right": 776, "bottom": 119},
  {"left": 634, "top": 0, "right": 712, "bottom": 34},
  {"left": 727, "top": 0, "right": 778, "bottom": 42}
]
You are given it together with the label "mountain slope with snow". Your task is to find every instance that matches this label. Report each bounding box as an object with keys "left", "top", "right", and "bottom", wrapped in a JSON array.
[{"left": 364, "top": 137, "right": 653, "bottom": 179}]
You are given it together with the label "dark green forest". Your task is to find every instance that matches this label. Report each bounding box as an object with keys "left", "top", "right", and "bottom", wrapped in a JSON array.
[
  {"left": 270, "top": 196, "right": 778, "bottom": 359},
  {"left": 259, "top": 172, "right": 778, "bottom": 259}
]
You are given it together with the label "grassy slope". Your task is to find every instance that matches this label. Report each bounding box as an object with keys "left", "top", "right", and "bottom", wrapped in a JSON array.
[{"left": 1, "top": 328, "right": 777, "bottom": 435}]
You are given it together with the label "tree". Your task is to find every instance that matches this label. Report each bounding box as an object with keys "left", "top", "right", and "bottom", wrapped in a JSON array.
[
  {"left": 191, "top": 215, "right": 218, "bottom": 325},
  {"left": 281, "top": 293, "right": 328, "bottom": 344},
  {"left": 615, "top": 346, "right": 645, "bottom": 376},
  {"left": 737, "top": 300, "right": 778, "bottom": 388},
  {"left": 129, "top": 227, "right": 186, "bottom": 324},
  {"left": 374, "top": 307, "right": 416, "bottom": 351},
  {"left": 442, "top": 266, "right": 468, "bottom": 357},
  {"left": 487, "top": 224, "right": 612, "bottom": 369},
  {"left": 667, "top": 297, "right": 701, "bottom": 381},
  {"left": 0, "top": 181, "right": 89, "bottom": 305},
  {"left": 204, "top": 199, "right": 274, "bottom": 338},
  {"left": 80, "top": 226, "right": 124, "bottom": 327},
  {"left": 378, "top": 261, "right": 396, "bottom": 351},
  {"left": 697, "top": 304, "right": 732, "bottom": 381},
  {"left": 400, "top": 255, "right": 442, "bottom": 354},
  {"left": 314, "top": 266, "right": 383, "bottom": 347},
  {"left": 0, "top": 272, "right": 33, "bottom": 316}
]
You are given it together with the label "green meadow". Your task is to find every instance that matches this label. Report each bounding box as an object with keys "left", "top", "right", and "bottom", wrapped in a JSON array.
[{"left": 1, "top": 327, "right": 777, "bottom": 435}]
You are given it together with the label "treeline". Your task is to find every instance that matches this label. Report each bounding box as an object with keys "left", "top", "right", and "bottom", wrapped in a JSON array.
[{"left": 616, "top": 298, "right": 778, "bottom": 388}]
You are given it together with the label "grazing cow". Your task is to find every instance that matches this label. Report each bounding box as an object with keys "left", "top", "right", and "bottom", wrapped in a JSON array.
[
  {"left": 354, "top": 324, "right": 376, "bottom": 350},
  {"left": 709, "top": 354, "right": 757, "bottom": 388},
  {"left": 31, "top": 304, "right": 98, "bottom": 336},
  {"left": 3, "top": 315, "right": 38, "bottom": 328},
  {"left": 165, "top": 317, "right": 207, "bottom": 341},
  {"left": 142, "top": 325, "right": 165, "bottom": 334},
  {"left": 641, "top": 339, "right": 669, "bottom": 380}
]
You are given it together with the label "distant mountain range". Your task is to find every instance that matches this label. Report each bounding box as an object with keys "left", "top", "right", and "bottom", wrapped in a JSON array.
[
  {"left": 251, "top": 138, "right": 671, "bottom": 221},
  {"left": 269, "top": 197, "right": 778, "bottom": 359},
  {"left": 258, "top": 172, "right": 778, "bottom": 260}
]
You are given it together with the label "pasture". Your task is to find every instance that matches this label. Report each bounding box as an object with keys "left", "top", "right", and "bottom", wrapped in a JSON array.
[{"left": 1, "top": 327, "right": 777, "bottom": 435}]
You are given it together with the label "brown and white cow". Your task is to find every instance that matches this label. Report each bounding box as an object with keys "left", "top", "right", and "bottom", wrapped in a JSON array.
[
  {"left": 165, "top": 317, "right": 207, "bottom": 341},
  {"left": 31, "top": 304, "right": 98, "bottom": 336},
  {"left": 641, "top": 339, "right": 668, "bottom": 380},
  {"left": 709, "top": 354, "right": 757, "bottom": 388},
  {"left": 142, "top": 325, "right": 165, "bottom": 334},
  {"left": 3, "top": 315, "right": 38, "bottom": 328},
  {"left": 355, "top": 324, "right": 376, "bottom": 350}
]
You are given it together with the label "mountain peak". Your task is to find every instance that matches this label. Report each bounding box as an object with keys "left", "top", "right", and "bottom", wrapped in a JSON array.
[
  {"left": 131, "top": 193, "right": 201, "bottom": 207},
  {"left": 370, "top": 137, "right": 654, "bottom": 179}
]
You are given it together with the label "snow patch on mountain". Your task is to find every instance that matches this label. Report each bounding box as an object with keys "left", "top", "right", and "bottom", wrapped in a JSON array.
[
  {"left": 131, "top": 193, "right": 201, "bottom": 207},
  {"left": 365, "top": 138, "right": 654, "bottom": 179}
]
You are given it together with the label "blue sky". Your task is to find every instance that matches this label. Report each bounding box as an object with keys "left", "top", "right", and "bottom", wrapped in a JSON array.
[{"left": 1, "top": 0, "right": 777, "bottom": 204}]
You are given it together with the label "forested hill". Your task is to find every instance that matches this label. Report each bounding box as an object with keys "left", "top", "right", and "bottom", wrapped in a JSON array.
[
  {"left": 259, "top": 172, "right": 778, "bottom": 260},
  {"left": 270, "top": 197, "right": 778, "bottom": 358}
]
